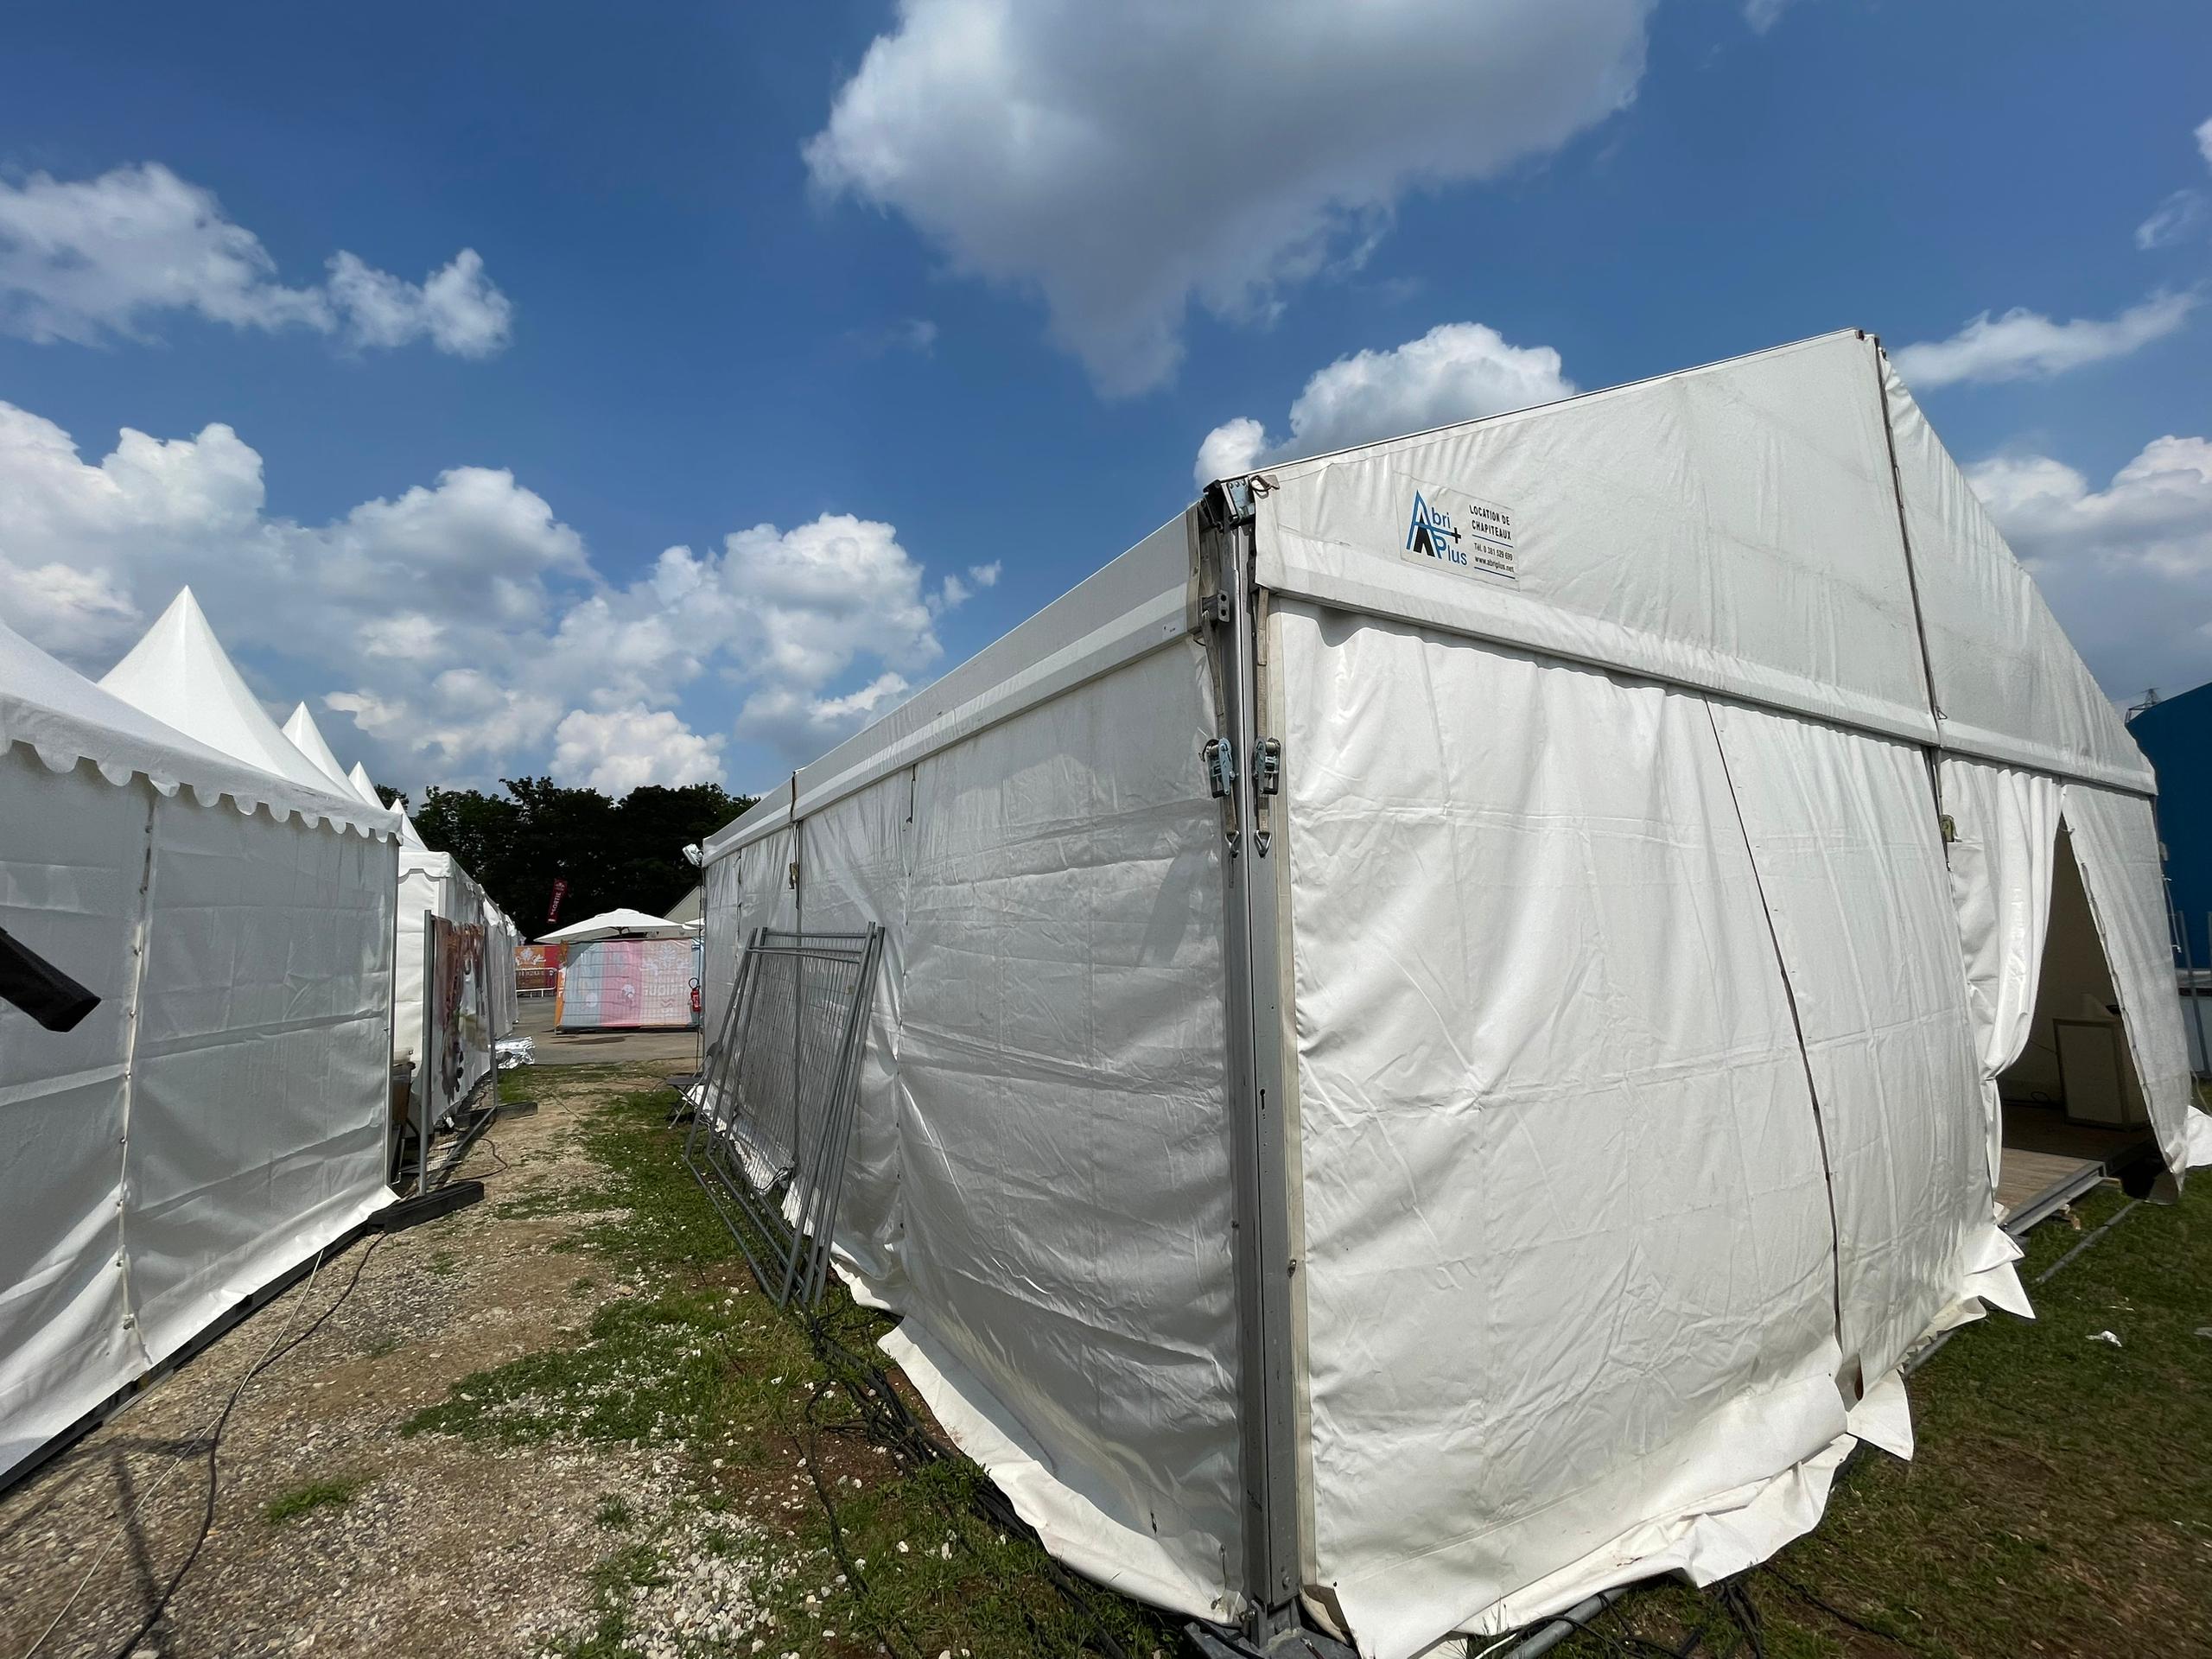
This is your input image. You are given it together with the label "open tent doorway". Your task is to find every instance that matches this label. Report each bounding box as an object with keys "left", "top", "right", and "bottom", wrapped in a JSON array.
[{"left": 1994, "top": 824, "right": 2163, "bottom": 1226}]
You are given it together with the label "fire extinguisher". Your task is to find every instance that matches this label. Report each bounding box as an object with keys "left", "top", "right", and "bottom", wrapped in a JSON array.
[{"left": 690, "top": 981, "right": 702, "bottom": 1016}]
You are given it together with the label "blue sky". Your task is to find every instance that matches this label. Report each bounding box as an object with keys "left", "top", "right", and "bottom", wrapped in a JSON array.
[{"left": 1, "top": 0, "right": 2207, "bottom": 796}]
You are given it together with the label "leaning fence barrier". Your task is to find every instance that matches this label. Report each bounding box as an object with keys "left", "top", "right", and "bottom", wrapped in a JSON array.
[{"left": 683, "top": 925, "right": 885, "bottom": 1306}]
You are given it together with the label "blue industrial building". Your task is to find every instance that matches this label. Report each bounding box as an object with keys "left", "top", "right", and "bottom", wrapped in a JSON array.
[{"left": 2129, "top": 679, "right": 2212, "bottom": 969}]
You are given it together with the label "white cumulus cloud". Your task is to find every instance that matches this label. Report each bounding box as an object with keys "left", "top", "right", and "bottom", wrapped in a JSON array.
[
  {"left": 1194, "top": 321, "right": 1573, "bottom": 485},
  {"left": 1971, "top": 434, "right": 2212, "bottom": 701},
  {"left": 1891, "top": 291, "right": 2197, "bottom": 389},
  {"left": 735, "top": 672, "right": 915, "bottom": 765},
  {"left": 553, "top": 706, "right": 726, "bottom": 795},
  {"left": 805, "top": 0, "right": 1650, "bottom": 394},
  {"left": 0, "top": 162, "right": 512, "bottom": 358},
  {"left": 0, "top": 397, "right": 978, "bottom": 793}
]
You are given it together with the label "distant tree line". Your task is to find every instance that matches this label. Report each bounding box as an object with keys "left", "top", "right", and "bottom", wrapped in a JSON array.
[{"left": 391, "top": 778, "right": 754, "bottom": 933}]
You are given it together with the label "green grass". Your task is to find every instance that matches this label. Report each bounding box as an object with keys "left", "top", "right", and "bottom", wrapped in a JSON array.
[
  {"left": 264, "top": 1473, "right": 371, "bottom": 1524},
  {"left": 410, "top": 1074, "right": 2212, "bottom": 1658},
  {"left": 1557, "top": 1179, "right": 2212, "bottom": 1657},
  {"left": 404, "top": 1081, "right": 1179, "bottom": 1659}
]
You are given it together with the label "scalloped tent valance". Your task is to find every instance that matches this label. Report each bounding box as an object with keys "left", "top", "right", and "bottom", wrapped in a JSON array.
[{"left": 0, "top": 608, "right": 397, "bottom": 840}]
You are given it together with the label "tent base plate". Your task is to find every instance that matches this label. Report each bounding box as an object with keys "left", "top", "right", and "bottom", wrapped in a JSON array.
[
  {"left": 372, "top": 1179, "right": 484, "bottom": 1233},
  {"left": 1185, "top": 1620, "right": 1359, "bottom": 1659}
]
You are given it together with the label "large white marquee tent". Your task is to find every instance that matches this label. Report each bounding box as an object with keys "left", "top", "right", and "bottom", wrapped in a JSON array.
[
  {"left": 0, "top": 608, "right": 399, "bottom": 1482},
  {"left": 698, "top": 331, "right": 2211, "bottom": 1657}
]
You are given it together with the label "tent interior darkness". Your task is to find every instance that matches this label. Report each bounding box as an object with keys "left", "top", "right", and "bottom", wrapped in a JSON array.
[{"left": 1995, "top": 825, "right": 2159, "bottom": 1221}]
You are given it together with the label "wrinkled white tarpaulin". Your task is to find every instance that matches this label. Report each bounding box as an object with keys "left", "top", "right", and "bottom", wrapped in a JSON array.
[
  {"left": 696, "top": 332, "right": 2211, "bottom": 1657},
  {"left": 1, "top": 613, "right": 400, "bottom": 1482}
]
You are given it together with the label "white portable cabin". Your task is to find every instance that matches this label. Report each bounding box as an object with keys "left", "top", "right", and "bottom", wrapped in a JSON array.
[
  {"left": 697, "top": 332, "right": 2210, "bottom": 1657},
  {"left": 0, "top": 614, "right": 398, "bottom": 1481}
]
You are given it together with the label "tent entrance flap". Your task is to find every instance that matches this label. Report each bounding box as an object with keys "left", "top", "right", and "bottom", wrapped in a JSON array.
[{"left": 1994, "top": 825, "right": 2160, "bottom": 1224}]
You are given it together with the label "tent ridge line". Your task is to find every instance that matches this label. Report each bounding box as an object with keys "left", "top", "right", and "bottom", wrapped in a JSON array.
[
  {"left": 1867, "top": 334, "right": 1948, "bottom": 733},
  {"left": 709, "top": 590, "right": 1194, "bottom": 861}
]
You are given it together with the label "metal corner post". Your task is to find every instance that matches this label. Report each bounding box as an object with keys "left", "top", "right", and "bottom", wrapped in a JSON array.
[{"left": 1201, "top": 480, "right": 1305, "bottom": 1640}]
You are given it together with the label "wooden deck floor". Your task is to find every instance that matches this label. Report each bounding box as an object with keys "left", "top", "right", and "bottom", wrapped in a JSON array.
[
  {"left": 1996, "top": 1098, "right": 2155, "bottom": 1225},
  {"left": 1996, "top": 1148, "right": 2100, "bottom": 1218}
]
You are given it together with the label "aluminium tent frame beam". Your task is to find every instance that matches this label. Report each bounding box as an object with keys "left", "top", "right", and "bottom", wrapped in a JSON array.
[{"left": 1203, "top": 480, "right": 1306, "bottom": 1642}]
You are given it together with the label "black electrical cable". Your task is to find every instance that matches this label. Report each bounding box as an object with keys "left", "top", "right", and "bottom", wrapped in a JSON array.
[
  {"left": 1518, "top": 1602, "right": 1708, "bottom": 1659},
  {"left": 1756, "top": 1564, "right": 1912, "bottom": 1650},
  {"left": 469, "top": 1129, "right": 513, "bottom": 1177},
  {"left": 105, "top": 1235, "right": 385, "bottom": 1659},
  {"left": 797, "top": 1305, "right": 1137, "bottom": 1658},
  {"left": 795, "top": 1376, "right": 929, "bottom": 1659},
  {"left": 685, "top": 1112, "right": 1140, "bottom": 1656}
]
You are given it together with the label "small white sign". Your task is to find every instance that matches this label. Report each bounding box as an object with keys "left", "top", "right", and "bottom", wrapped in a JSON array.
[{"left": 1398, "top": 482, "right": 1516, "bottom": 581}]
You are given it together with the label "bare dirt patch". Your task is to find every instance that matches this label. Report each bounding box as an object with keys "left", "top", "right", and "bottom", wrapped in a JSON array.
[{"left": 0, "top": 1065, "right": 695, "bottom": 1659}]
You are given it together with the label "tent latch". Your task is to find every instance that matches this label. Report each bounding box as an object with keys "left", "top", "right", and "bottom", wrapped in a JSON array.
[
  {"left": 1253, "top": 737, "right": 1282, "bottom": 798},
  {"left": 1205, "top": 736, "right": 1237, "bottom": 799}
]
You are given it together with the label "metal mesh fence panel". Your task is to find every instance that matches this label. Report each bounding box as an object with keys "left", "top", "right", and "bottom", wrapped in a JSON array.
[{"left": 683, "top": 927, "right": 884, "bottom": 1306}]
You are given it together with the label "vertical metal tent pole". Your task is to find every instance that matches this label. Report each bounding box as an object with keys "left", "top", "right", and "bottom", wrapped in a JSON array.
[
  {"left": 1203, "top": 483, "right": 1304, "bottom": 1640},
  {"left": 418, "top": 918, "right": 435, "bottom": 1196}
]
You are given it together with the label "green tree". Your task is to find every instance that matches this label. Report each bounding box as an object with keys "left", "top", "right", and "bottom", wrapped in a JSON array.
[{"left": 411, "top": 778, "right": 752, "bottom": 930}]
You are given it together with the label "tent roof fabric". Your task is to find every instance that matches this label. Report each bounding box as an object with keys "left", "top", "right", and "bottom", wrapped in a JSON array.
[
  {"left": 704, "top": 331, "right": 2148, "bottom": 870},
  {"left": 538, "top": 907, "right": 688, "bottom": 943},
  {"left": 282, "top": 702, "right": 353, "bottom": 789},
  {"left": 707, "top": 512, "right": 1192, "bottom": 859},
  {"left": 0, "top": 611, "right": 396, "bottom": 836},
  {"left": 99, "top": 589, "right": 362, "bottom": 799},
  {"left": 345, "top": 760, "right": 384, "bottom": 809}
]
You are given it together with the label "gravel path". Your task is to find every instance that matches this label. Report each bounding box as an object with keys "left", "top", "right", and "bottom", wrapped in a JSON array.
[{"left": 0, "top": 1067, "right": 744, "bottom": 1659}]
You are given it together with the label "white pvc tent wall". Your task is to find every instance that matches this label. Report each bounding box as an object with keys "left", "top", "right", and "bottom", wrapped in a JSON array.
[
  {"left": 486, "top": 901, "right": 520, "bottom": 1039},
  {"left": 395, "top": 849, "right": 493, "bottom": 1122},
  {"left": 697, "top": 331, "right": 2212, "bottom": 1657},
  {"left": 0, "top": 619, "right": 398, "bottom": 1481}
]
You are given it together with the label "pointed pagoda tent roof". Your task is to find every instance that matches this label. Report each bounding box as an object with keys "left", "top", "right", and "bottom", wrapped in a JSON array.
[
  {"left": 345, "top": 760, "right": 384, "bottom": 809},
  {"left": 99, "top": 589, "right": 349, "bottom": 797},
  {"left": 282, "top": 702, "right": 353, "bottom": 790},
  {"left": 0, "top": 613, "right": 394, "bottom": 835},
  {"left": 341, "top": 755, "right": 431, "bottom": 846}
]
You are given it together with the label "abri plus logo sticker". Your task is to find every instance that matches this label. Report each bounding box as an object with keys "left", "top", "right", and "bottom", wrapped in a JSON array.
[{"left": 1401, "top": 486, "right": 1516, "bottom": 581}]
